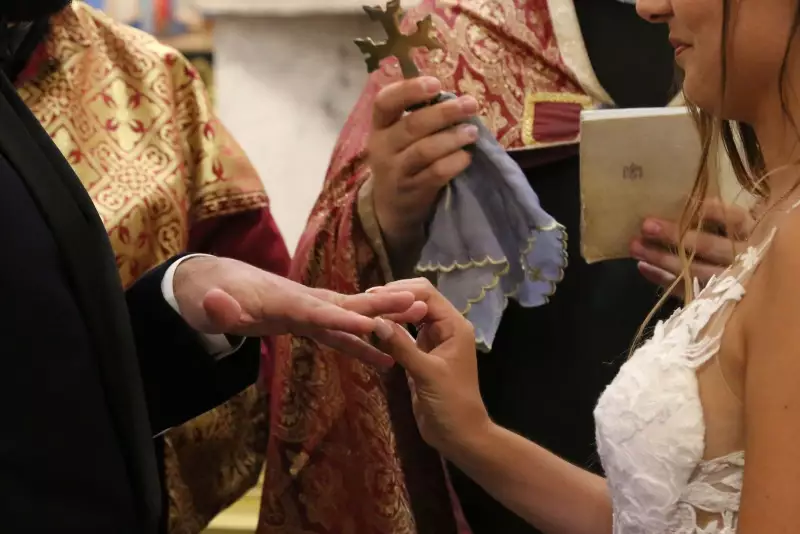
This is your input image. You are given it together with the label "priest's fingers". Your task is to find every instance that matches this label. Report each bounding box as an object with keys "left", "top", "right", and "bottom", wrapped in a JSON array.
[
  {"left": 699, "top": 198, "right": 754, "bottom": 239},
  {"left": 630, "top": 238, "right": 723, "bottom": 286},
  {"left": 685, "top": 229, "right": 740, "bottom": 266},
  {"left": 308, "top": 329, "right": 395, "bottom": 370},
  {"left": 411, "top": 150, "right": 474, "bottom": 193},
  {"left": 640, "top": 218, "right": 738, "bottom": 267},
  {"left": 637, "top": 261, "right": 685, "bottom": 299},
  {"left": 389, "top": 96, "right": 478, "bottom": 152},
  {"left": 400, "top": 124, "right": 478, "bottom": 177},
  {"left": 373, "top": 77, "right": 442, "bottom": 130}
]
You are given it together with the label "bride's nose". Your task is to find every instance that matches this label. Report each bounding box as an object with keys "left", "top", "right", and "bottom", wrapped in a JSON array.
[{"left": 636, "top": 0, "right": 673, "bottom": 23}]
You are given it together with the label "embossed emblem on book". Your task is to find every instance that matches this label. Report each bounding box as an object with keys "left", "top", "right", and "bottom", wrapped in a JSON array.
[{"left": 623, "top": 163, "right": 643, "bottom": 181}]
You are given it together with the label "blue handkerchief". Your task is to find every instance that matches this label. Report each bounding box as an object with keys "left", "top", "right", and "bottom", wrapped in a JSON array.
[{"left": 416, "top": 93, "right": 568, "bottom": 352}]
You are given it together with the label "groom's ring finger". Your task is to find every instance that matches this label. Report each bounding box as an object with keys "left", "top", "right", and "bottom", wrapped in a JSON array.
[{"left": 310, "top": 329, "right": 394, "bottom": 369}]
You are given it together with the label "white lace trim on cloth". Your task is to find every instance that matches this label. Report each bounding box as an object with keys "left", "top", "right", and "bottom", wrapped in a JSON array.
[{"left": 594, "top": 227, "right": 777, "bottom": 534}]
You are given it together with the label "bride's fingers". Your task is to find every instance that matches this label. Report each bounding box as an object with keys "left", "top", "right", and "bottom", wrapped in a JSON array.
[
  {"left": 371, "top": 278, "right": 463, "bottom": 323},
  {"left": 378, "top": 321, "right": 440, "bottom": 384},
  {"left": 637, "top": 261, "right": 687, "bottom": 299},
  {"left": 700, "top": 197, "right": 754, "bottom": 238},
  {"left": 382, "top": 301, "right": 429, "bottom": 324}
]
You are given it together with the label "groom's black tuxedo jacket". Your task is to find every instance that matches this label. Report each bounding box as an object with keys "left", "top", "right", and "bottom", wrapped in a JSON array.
[{"left": 0, "top": 62, "right": 260, "bottom": 532}]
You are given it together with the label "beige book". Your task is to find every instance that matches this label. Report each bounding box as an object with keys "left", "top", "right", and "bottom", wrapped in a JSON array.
[{"left": 579, "top": 106, "right": 753, "bottom": 263}]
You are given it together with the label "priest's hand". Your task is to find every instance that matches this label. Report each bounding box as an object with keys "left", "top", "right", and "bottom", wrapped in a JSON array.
[
  {"left": 171, "top": 256, "right": 428, "bottom": 367},
  {"left": 368, "top": 77, "right": 479, "bottom": 251},
  {"left": 630, "top": 199, "right": 754, "bottom": 298},
  {"left": 370, "top": 278, "right": 490, "bottom": 455}
]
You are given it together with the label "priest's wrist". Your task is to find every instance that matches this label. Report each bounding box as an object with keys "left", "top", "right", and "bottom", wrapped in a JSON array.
[{"left": 376, "top": 212, "right": 426, "bottom": 278}]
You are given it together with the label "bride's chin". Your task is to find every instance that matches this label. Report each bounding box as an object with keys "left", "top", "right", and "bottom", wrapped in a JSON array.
[{"left": 681, "top": 78, "right": 720, "bottom": 116}]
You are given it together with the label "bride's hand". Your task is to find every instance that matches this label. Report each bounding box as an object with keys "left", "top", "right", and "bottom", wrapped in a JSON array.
[{"left": 372, "top": 278, "right": 490, "bottom": 456}]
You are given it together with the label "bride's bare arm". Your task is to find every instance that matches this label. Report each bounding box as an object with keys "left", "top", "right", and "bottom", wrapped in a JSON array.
[
  {"left": 738, "top": 216, "right": 800, "bottom": 533},
  {"left": 446, "top": 422, "right": 612, "bottom": 534},
  {"left": 375, "top": 278, "right": 612, "bottom": 534}
]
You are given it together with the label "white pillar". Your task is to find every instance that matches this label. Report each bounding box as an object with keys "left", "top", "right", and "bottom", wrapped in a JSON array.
[{"left": 193, "top": 0, "right": 412, "bottom": 252}]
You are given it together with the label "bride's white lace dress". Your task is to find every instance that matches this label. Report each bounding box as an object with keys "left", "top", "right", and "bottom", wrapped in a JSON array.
[{"left": 593, "top": 229, "right": 777, "bottom": 533}]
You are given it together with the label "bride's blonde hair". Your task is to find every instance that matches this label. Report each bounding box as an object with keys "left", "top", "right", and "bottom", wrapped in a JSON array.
[{"left": 633, "top": 0, "right": 800, "bottom": 346}]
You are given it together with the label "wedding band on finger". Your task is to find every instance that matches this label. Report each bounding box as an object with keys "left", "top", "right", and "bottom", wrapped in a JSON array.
[
  {"left": 368, "top": 321, "right": 416, "bottom": 346},
  {"left": 401, "top": 326, "right": 416, "bottom": 341}
]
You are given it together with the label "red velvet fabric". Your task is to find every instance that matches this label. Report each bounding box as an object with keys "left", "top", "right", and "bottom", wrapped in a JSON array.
[{"left": 532, "top": 101, "right": 582, "bottom": 144}]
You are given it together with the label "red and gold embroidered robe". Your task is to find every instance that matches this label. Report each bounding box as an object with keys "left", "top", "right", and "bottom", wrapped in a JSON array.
[
  {"left": 257, "top": 1, "right": 630, "bottom": 533},
  {"left": 17, "top": 4, "right": 291, "bottom": 533}
]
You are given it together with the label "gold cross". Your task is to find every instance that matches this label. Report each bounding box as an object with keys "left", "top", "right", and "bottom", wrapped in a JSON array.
[{"left": 354, "top": 0, "right": 442, "bottom": 79}]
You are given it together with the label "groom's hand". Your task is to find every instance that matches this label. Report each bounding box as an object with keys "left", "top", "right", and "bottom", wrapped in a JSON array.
[{"left": 172, "top": 256, "right": 428, "bottom": 367}]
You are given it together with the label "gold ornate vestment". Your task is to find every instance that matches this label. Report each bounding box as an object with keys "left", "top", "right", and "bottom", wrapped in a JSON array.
[{"left": 17, "top": 4, "right": 291, "bottom": 532}]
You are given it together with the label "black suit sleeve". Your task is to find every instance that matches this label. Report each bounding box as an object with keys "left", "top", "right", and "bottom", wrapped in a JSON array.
[{"left": 124, "top": 255, "right": 261, "bottom": 435}]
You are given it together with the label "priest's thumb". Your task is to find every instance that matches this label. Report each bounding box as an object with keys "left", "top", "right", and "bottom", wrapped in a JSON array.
[
  {"left": 200, "top": 288, "right": 249, "bottom": 334},
  {"left": 378, "top": 322, "right": 438, "bottom": 385}
]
